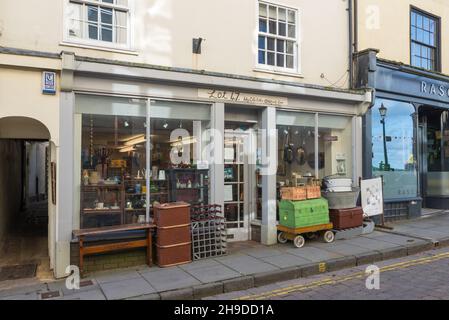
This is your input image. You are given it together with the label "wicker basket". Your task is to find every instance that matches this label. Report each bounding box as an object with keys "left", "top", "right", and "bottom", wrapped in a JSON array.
[
  {"left": 306, "top": 186, "right": 321, "bottom": 199},
  {"left": 280, "top": 187, "right": 307, "bottom": 201}
]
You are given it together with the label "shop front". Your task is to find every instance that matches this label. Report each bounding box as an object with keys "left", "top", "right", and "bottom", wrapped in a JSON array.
[
  {"left": 356, "top": 49, "right": 449, "bottom": 220},
  {"left": 56, "top": 52, "right": 370, "bottom": 276}
]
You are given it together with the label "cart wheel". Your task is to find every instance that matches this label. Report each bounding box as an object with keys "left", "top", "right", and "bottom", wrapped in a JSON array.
[
  {"left": 323, "top": 230, "right": 335, "bottom": 243},
  {"left": 293, "top": 235, "right": 305, "bottom": 248},
  {"left": 277, "top": 232, "right": 288, "bottom": 244}
]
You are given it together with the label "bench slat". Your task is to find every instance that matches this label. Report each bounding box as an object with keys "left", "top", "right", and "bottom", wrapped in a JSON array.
[
  {"left": 73, "top": 223, "right": 154, "bottom": 237},
  {"left": 82, "top": 239, "right": 149, "bottom": 255}
]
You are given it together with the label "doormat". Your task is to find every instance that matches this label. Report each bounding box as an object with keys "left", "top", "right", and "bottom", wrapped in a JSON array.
[{"left": 0, "top": 263, "right": 37, "bottom": 281}]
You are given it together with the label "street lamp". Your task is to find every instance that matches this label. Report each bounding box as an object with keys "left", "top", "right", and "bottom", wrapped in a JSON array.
[{"left": 379, "top": 103, "right": 390, "bottom": 171}]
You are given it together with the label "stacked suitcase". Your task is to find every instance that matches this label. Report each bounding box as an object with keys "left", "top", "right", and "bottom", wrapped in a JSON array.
[
  {"left": 190, "top": 205, "right": 227, "bottom": 261},
  {"left": 329, "top": 207, "right": 364, "bottom": 230},
  {"left": 154, "top": 202, "right": 192, "bottom": 267}
]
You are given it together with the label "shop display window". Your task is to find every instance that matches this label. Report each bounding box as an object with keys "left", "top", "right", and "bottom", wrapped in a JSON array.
[
  {"left": 371, "top": 98, "right": 418, "bottom": 200},
  {"left": 76, "top": 95, "right": 211, "bottom": 229}
]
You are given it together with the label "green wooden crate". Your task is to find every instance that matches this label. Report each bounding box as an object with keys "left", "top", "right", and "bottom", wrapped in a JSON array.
[{"left": 279, "top": 198, "right": 330, "bottom": 229}]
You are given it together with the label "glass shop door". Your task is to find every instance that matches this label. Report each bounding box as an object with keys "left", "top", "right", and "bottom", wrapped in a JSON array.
[{"left": 223, "top": 129, "right": 257, "bottom": 241}]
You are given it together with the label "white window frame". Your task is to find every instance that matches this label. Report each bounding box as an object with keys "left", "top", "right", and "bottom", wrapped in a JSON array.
[
  {"left": 63, "top": 0, "right": 134, "bottom": 51},
  {"left": 255, "top": 1, "right": 301, "bottom": 75}
]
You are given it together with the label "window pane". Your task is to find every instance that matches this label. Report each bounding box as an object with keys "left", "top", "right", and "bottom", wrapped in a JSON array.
[
  {"left": 288, "top": 10, "right": 296, "bottom": 23},
  {"left": 101, "top": 7, "right": 113, "bottom": 25},
  {"left": 417, "top": 28, "right": 423, "bottom": 43},
  {"left": 68, "top": 3, "right": 83, "bottom": 38},
  {"left": 279, "top": 8, "right": 286, "bottom": 21},
  {"left": 411, "top": 26, "right": 416, "bottom": 40},
  {"left": 259, "top": 18, "right": 267, "bottom": 32},
  {"left": 411, "top": 11, "right": 416, "bottom": 26},
  {"left": 115, "top": 10, "right": 127, "bottom": 27},
  {"left": 88, "top": 23, "right": 98, "bottom": 40},
  {"left": 267, "top": 37, "right": 275, "bottom": 51},
  {"left": 269, "top": 19, "right": 277, "bottom": 34},
  {"left": 101, "top": 24, "right": 113, "bottom": 42},
  {"left": 371, "top": 99, "right": 417, "bottom": 199},
  {"left": 259, "top": 3, "right": 267, "bottom": 17},
  {"left": 115, "top": 26, "right": 127, "bottom": 44},
  {"left": 286, "top": 41, "right": 294, "bottom": 54},
  {"left": 288, "top": 24, "right": 296, "bottom": 38},
  {"left": 278, "top": 22, "right": 286, "bottom": 36},
  {"left": 319, "top": 114, "right": 353, "bottom": 179},
  {"left": 277, "top": 39, "right": 285, "bottom": 53},
  {"left": 258, "top": 50, "right": 266, "bottom": 64},
  {"left": 276, "top": 53, "right": 284, "bottom": 67},
  {"left": 102, "top": 0, "right": 114, "bottom": 3},
  {"left": 269, "top": 6, "right": 277, "bottom": 19},
  {"left": 423, "top": 16, "right": 429, "bottom": 30},
  {"left": 417, "top": 14, "right": 422, "bottom": 28},
  {"left": 88, "top": 5, "right": 98, "bottom": 22},
  {"left": 286, "top": 55, "right": 294, "bottom": 69},
  {"left": 267, "top": 52, "right": 275, "bottom": 65},
  {"left": 258, "top": 36, "right": 265, "bottom": 49}
]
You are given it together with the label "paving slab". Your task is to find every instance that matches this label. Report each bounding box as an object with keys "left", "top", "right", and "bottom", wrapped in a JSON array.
[
  {"left": 241, "top": 247, "right": 284, "bottom": 259},
  {"left": 184, "top": 264, "right": 241, "bottom": 283},
  {"left": 284, "top": 246, "right": 343, "bottom": 262},
  {"left": 99, "top": 277, "right": 155, "bottom": 300},
  {"left": 178, "top": 259, "right": 222, "bottom": 272},
  {"left": 344, "top": 236, "right": 405, "bottom": 251},
  {"left": 215, "top": 254, "right": 279, "bottom": 275},
  {"left": 62, "top": 289, "right": 106, "bottom": 300},
  {"left": 0, "top": 292, "right": 39, "bottom": 300},
  {"left": 260, "top": 253, "right": 312, "bottom": 269},
  {"left": 362, "top": 231, "right": 427, "bottom": 247},
  {"left": 48, "top": 278, "right": 100, "bottom": 296},
  {"left": 309, "top": 242, "right": 374, "bottom": 257},
  {"left": 140, "top": 268, "right": 201, "bottom": 292},
  {"left": 93, "top": 269, "right": 143, "bottom": 284}
]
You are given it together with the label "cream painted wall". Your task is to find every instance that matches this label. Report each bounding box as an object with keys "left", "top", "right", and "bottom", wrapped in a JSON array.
[
  {"left": 356, "top": 0, "right": 449, "bottom": 73},
  {"left": 0, "top": 0, "right": 351, "bottom": 88},
  {"left": 0, "top": 68, "right": 60, "bottom": 145}
]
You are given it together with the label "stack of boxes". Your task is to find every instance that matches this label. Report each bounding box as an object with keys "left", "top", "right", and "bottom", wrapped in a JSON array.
[
  {"left": 279, "top": 183, "right": 330, "bottom": 229},
  {"left": 154, "top": 202, "right": 192, "bottom": 267}
]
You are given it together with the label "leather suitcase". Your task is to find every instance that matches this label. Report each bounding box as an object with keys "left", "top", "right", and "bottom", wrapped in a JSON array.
[
  {"left": 329, "top": 207, "right": 363, "bottom": 230},
  {"left": 153, "top": 202, "right": 191, "bottom": 227}
]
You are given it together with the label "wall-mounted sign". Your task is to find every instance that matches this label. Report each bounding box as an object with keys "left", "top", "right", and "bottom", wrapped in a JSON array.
[
  {"left": 198, "top": 89, "right": 288, "bottom": 107},
  {"left": 42, "top": 71, "right": 56, "bottom": 95}
]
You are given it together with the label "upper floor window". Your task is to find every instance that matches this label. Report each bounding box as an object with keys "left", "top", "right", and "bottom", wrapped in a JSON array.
[
  {"left": 411, "top": 8, "right": 440, "bottom": 71},
  {"left": 258, "top": 1, "right": 298, "bottom": 72},
  {"left": 67, "top": 0, "right": 129, "bottom": 47}
]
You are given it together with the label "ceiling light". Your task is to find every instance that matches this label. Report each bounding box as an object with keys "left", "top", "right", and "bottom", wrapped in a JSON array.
[{"left": 119, "top": 146, "right": 136, "bottom": 153}]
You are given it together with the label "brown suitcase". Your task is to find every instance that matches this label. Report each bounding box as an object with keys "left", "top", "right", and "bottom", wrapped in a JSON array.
[
  {"left": 157, "top": 242, "right": 192, "bottom": 267},
  {"left": 156, "top": 224, "right": 191, "bottom": 246},
  {"left": 329, "top": 207, "right": 363, "bottom": 230},
  {"left": 154, "top": 202, "right": 191, "bottom": 227}
]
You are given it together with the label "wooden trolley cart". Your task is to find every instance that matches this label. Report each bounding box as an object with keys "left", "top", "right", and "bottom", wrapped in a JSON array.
[{"left": 277, "top": 223, "right": 335, "bottom": 248}]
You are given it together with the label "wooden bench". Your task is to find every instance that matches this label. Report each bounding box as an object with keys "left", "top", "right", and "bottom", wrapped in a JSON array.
[{"left": 72, "top": 223, "right": 155, "bottom": 275}]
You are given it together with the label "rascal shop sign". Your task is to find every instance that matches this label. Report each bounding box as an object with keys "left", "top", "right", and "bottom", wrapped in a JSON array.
[{"left": 420, "top": 81, "right": 449, "bottom": 98}]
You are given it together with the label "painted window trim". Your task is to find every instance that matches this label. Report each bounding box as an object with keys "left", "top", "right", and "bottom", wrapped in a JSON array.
[
  {"left": 255, "top": 0, "right": 302, "bottom": 75},
  {"left": 63, "top": 0, "right": 135, "bottom": 52}
]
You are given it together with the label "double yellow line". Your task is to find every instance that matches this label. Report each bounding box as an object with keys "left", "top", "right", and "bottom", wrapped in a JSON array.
[{"left": 236, "top": 251, "right": 449, "bottom": 300}]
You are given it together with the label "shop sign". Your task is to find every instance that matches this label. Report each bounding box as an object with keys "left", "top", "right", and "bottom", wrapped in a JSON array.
[
  {"left": 42, "top": 71, "right": 56, "bottom": 95},
  {"left": 198, "top": 89, "right": 288, "bottom": 107}
]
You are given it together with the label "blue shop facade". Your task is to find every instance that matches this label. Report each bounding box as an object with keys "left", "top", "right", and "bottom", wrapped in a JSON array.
[{"left": 355, "top": 49, "right": 449, "bottom": 220}]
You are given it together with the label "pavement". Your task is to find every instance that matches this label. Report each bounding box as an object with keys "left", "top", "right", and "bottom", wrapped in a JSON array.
[
  {"left": 1, "top": 211, "right": 449, "bottom": 300},
  {"left": 206, "top": 245, "right": 449, "bottom": 300}
]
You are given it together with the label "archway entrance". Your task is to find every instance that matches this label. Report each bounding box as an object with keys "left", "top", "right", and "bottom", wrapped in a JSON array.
[{"left": 0, "top": 117, "right": 53, "bottom": 282}]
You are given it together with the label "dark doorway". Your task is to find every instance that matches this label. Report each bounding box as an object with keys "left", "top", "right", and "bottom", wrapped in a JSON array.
[{"left": 0, "top": 139, "right": 50, "bottom": 281}]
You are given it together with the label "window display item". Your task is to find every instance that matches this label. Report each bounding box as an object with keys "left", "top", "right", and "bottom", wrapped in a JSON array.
[
  {"left": 279, "top": 198, "right": 330, "bottom": 229},
  {"left": 329, "top": 207, "right": 364, "bottom": 230}
]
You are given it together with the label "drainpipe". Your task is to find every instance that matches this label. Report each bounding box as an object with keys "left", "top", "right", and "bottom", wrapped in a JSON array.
[
  {"left": 348, "top": 0, "right": 354, "bottom": 88},
  {"left": 354, "top": 0, "right": 359, "bottom": 53}
]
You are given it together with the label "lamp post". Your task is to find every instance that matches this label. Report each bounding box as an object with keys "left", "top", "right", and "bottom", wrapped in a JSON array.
[{"left": 379, "top": 103, "right": 390, "bottom": 171}]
